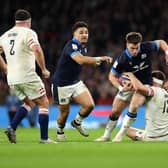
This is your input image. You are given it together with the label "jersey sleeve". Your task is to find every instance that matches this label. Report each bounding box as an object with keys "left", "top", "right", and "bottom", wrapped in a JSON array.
[
  {"left": 69, "top": 43, "right": 81, "bottom": 57},
  {"left": 144, "top": 41, "right": 159, "bottom": 52},
  {"left": 111, "top": 58, "right": 123, "bottom": 76},
  {"left": 26, "top": 30, "right": 40, "bottom": 49}
]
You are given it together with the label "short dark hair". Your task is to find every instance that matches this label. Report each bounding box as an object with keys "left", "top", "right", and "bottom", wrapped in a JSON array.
[
  {"left": 72, "top": 21, "right": 88, "bottom": 33},
  {"left": 126, "top": 32, "right": 142, "bottom": 44},
  {"left": 15, "top": 9, "right": 31, "bottom": 21},
  {"left": 152, "top": 70, "right": 166, "bottom": 81}
]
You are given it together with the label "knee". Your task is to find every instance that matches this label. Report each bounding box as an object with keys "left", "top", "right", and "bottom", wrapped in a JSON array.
[{"left": 129, "top": 103, "right": 139, "bottom": 112}]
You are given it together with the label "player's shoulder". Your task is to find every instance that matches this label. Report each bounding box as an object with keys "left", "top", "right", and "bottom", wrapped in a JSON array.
[
  {"left": 141, "top": 41, "right": 156, "bottom": 49},
  {"left": 65, "top": 39, "right": 79, "bottom": 51},
  {"left": 116, "top": 51, "right": 129, "bottom": 63}
]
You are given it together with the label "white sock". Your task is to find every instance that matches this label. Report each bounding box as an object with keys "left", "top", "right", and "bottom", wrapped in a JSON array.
[
  {"left": 75, "top": 113, "right": 83, "bottom": 124},
  {"left": 103, "top": 120, "right": 118, "bottom": 138},
  {"left": 57, "top": 124, "right": 64, "bottom": 133},
  {"left": 115, "top": 115, "right": 136, "bottom": 138}
]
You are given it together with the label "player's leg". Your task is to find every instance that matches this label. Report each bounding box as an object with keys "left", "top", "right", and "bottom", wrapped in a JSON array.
[
  {"left": 5, "top": 85, "right": 33, "bottom": 143},
  {"left": 95, "top": 96, "right": 129, "bottom": 141},
  {"left": 72, "top": 88, "right": 95, "bottom": 137},
  {"left": 52, "top": 83, "right": 73, "bottom": 141},
  {"left": 113, "top": 92, "right": 146, "bottom": 142},
  {"left": 33, "top": 94, "right": 55, "bottom": 143},
  {"left": 27, "top": 80, "right": 55, "bottom": 143},
  {"left": 56, "top": 104, "right": 70, "bottom": 141}
]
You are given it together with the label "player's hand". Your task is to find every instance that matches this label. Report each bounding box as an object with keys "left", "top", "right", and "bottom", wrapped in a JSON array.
[
  {"left": 122, "top": 82, "right": 134, "bottom": 91},
  {"left": 101, "top": 56, "right": 113, "bottom": 64},
  {"left": 42, "top": 69, "right": 50, "bottom": 78}
]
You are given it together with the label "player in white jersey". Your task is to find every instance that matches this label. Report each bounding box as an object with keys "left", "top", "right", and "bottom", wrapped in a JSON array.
[
  {"left": 125, "top": 71, "right": 168, "bottom": 141},
  {"left": 0, "top": 9, "right": 55, "bottom": 144}
]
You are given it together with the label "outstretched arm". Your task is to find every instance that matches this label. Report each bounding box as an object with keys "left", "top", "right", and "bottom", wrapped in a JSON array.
[
  {"left": 156, "top": 40, "right": 168, "bottom": 65},
  {"left": 71, "top": 53, "right": 112, "bottom": 66}
]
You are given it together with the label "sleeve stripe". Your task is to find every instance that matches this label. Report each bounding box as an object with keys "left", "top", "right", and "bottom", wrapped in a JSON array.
[
  {"left": 28, "top": 39, "right": 33, "bottom": 45},
  {"left": 70, "top": 51, "right": 81, "bottom": 57}
]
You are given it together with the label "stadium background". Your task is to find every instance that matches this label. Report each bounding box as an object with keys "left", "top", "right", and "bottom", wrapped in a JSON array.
[{"left": 0, "top": 0, "right": 168, "bottom": 128}]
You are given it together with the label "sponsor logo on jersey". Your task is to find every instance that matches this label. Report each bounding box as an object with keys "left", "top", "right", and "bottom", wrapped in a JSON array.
[{"left": 132, "top": 61, "right": 149, "bottom": 73}]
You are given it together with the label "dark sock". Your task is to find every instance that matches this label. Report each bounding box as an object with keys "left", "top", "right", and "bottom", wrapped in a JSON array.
[
  {"left": 39, "top": 114, "right": 49, "bottom": 140},
  {"left": 11, "top": 106, "right": 28, "bottom": 131},
  {"left": 109, "top": 114, "right": 119, "bottom": 121}
]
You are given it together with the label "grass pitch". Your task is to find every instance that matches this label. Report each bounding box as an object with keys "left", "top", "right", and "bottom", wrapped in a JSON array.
[{"left": 0, "top": 128, "right": 168, "bottom": 168}]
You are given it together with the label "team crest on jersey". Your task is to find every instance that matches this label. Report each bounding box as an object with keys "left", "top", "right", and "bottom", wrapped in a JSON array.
[
  {"left": 141, "top": 54, "right": 147, "bottom": 59},
  {"left": 72, "top": 44, "right": 78, "bottom": 50}
]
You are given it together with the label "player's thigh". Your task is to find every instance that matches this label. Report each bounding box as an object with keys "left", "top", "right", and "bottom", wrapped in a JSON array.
[
  {"left": 129, "top": 92, "right": 146, "bottom": 111},
  {"left": 9, "top": 85, "right": 26, "bottom": 101},
  {"left": 73, "top": 81, "right": 95, "bottom": 107},
  {"left": 112, "top": 96, "right": 129, "bottom": 114},
  {"left": 73, "top": 89, "right": 95, "bottom": 107},
  {"left": 23, "top": 80, "right": 46, "bottom": 100}
]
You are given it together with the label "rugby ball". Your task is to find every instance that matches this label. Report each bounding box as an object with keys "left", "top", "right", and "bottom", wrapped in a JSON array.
[{"left": 118, "top": 75, "right": 131, "bottom": 87}]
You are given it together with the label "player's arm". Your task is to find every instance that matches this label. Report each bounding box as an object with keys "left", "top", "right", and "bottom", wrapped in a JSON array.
[
  {"left": 155, "top": 40, "right": 168, "bottom": 64},
  {"left": 124, "top": 72, "right": 153, "bottom": 96},
  {"left": 71, "top": 53, "right": 112, "bottom": 65},
  {"left": 32, "top": 45, "right": 50, "bottom": 78},
  {"left": 0, "top": 46, "right": 7, "bottom": 74},
  {"left": 109, "top": 71, "right": 121, "bottom": 90}
]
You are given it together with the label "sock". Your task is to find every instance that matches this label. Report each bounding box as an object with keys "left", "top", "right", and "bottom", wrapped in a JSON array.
[
  {"left": 74, "top": 113, "right": 84, "bottom": 125},
  {"left": 103, "top": 116, "right": 118, "bottom": 138},
  {"left": 115, "top": 112, "right": 137, "bottom": 138},
  {"left": 57, "top": 124, "right": 64, "bottom": 134},
  {"left": 39, "top": 112, "right": 49, "bottom": 140},
  {"left": 11, "top": 106, "right": 28, "bottom": 131}
]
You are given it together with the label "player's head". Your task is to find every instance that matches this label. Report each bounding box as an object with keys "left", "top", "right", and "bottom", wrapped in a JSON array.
[
  {"left": 152, "top": 70, "right": 166, "bottom": 87},
  {"left": 126, "top": 32, "right": 142, "bottom": 57},
  {"left": 72, "top": 21, "right": 89, "bottom": 44},
  {"left": 15, "top": 9, "right": 31, "bottom": 28}
]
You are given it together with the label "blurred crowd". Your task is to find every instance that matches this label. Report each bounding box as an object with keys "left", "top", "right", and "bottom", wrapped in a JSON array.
[{"left": 0, "top": 0, "right": 168, "bottom": 105}]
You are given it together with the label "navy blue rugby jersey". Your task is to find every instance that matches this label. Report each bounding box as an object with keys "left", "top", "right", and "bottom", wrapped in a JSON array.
[
  {"left": 111, "top": 41, "right": 159, "bottom": 85},
  {"left": 52, "top": 38, "right": 87, "bottom": 86}
]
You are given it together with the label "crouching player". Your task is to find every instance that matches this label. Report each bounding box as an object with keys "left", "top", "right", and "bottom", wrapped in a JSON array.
[{"left": 125, "top": 71, "right": 168, "bottom": 141}]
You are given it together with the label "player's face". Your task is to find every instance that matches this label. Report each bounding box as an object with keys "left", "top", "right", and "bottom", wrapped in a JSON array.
[
  {"left": 73, "top": 27, "right": 88, "bottom": 44},
  {"left": 127, "top": 43, "right": 140, "bottom": 57}
]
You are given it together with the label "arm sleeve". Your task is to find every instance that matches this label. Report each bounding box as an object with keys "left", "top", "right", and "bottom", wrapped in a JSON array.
[{"left": 26, "top": 30, "right": 40, "bottom": 49}]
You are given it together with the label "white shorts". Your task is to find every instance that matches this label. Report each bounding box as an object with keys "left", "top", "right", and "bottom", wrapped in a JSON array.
[
  {"left": 10, "top": 80, "right": 46, "bottom": 100},
  {"left": 116, "top": 90, "right": 134, "bottom": 102},
  {"left": 53, "top": 80, "right": 88, "bottom": 105},
  {"left": 135, "top": 130, "right": 168, "bottom": 141}
]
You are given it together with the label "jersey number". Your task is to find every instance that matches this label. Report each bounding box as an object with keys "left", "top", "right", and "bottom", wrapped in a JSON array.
[
  {"left": 10, "top": 40, "right": 15, "bottom": 55},
  {"left": 163, "top": 100, "right": 168, "bottom": 113}
]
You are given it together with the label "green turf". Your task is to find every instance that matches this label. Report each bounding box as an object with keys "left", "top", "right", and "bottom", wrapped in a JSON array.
[{"left": 0, "top": 128, "right": 168, "bottom": 168}]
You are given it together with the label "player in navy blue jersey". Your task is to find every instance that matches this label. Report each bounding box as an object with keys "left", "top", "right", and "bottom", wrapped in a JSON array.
[
  {"left": 95, "top": 32, "right": 168, "bottom": 142},
  {"left": 52, "top": 21, "right": 112, "bottom": 141}
]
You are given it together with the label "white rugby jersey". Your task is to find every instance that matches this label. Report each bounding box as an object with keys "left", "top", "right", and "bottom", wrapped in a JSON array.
[
  {"left": 0, "top": 26, "right": 40, "bottom": 84},
  {"left": 145, "top": 87, "right": 168, "bottom": 138}
]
